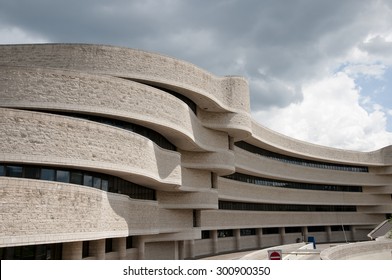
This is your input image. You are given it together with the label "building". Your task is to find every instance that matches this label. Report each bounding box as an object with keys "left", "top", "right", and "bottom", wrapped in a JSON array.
[{"left": 0, "top": 44, "right": 391, "bottom": 260}]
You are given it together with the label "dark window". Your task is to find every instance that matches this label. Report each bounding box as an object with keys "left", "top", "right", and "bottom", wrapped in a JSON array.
[
  {"left": 201, "top": 231, "right": 210, "bottom": 239},
  {"left": 93, "top": 177, "right": 101, "bottom": 189},
  {"left": 218, "top": 229, "right": 233, "bottom": 238},
  {"left": 126, "top": 236, "right": 133, "bottom": 249},
  {"left": 262, "top": 228, "right": 279, "bottom": 235},
  {"left": 0, "top": 243, "right": 62, "bottom": 260},
  {"left": 105, "top": 239, "right": 113, "bottom": 253},
  {"left": 224, "top": 172, "right": 362, "bottom": 192},
  {"left": 219, "top": 200, "right": 356, "bottom": 212},
  {"left": 24, "top": 166, "right": 40, "bottom": 179},
  {"left": 56, "top": 170, "right": 70, "bottom": 183},
  {"left": 6, "top": 166, "right": 23, "bottom": 177},
  {"left": 70, "top": 172, "right": 83, "bottom": 185},
  {"left": 331, "top": 225, "right": 350, "bottom": 231},
  {"left": 0, "top": 163, "right": 156, "bottom": 201},
  {"left": 41, "top": 168, "right": 55, "bottom": 181},
  {"left": 285, "top": 227, "right": 302, "bottom": 233},
  {"left": 102, "top": 180, "right": 109, "bottom": 191},
  {"left": 82, "top": 241, "right": 89, "bottom": 258},
  {"left": 35, "top": 110, "right": 176, "bottom": 151},
  {"left": 235, "top": 141, "right": 368, "bottom": 173},
  {"left": 240, "top": 228, "right": 256, "bottom": 236},
  {"left": 83, "top": 175, "right": 93, "bottom": 187},
  {"left": 308, "top": 226, "right": 325, "bottom": 232}
]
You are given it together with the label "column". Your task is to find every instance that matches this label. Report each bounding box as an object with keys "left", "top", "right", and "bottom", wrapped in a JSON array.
[
  {"left": 113, "top": 237, "right": 126, "bottom": 260},
  {"left": 188, "top": 239, "right": 195, "bottom": 259},
  {"left": 279, "top": 227, "right": 286, "bottom": 245},
  {"left": 257, "top": 228, "right": 263, "bottom": 248},
  {"left": 326, "top": 226, "right": 332, "bottom": 242},
  {"left": 350, "top": 226, "right": 356, "bottom": 242},
  {"left": 234, "top": 229, "right": 241, "bottom": 251},
  {"left": 212, "top": 230, "right": 218, "bottom": 254},
  {"left": 62, "top": 241, "right": 82, "bottom": 260},
  {"left": 137, "top": 237, "right": 145, "bottom": 260},
  {"left": 90, "top": 239, "right": 105, "bottom": 260},
  {"left": 302, "top": 226, "right": 308, "bottom": 242},
  {"left": 178, "top": 241, "right": 185, "bottom": 260}
]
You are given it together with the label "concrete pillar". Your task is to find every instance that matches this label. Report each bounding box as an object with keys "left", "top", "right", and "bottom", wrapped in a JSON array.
[
  {"left": 90, "top": 239, "right": 105, "bottom": 260},
  {"left": 62, "top": 241, "right": 82, "bottom": 260},
  {"left": 188, "top": 239, "right": 195, "bottom": 259},
  {"left": 302, "top": 226, "right": 308, "bottom": 242},
  {"left": 326, "top": 226, "right": 332, "bottom": 242},
  {"left": 212, "top": 230, "right": 218, "bottom": 254},
  {"left": 113, "top": 237, "right": 126, "bottom": 260},
  {"left": 137, "top": 238, "right": 145, "bottom": 260},
  {"left": 178, "top": 241, "right": 185, "bottom": 260},
  {"left": 257, "top": 228, "right": 263, "bottom": 248},
  {"left": 350, "top": 226, "right": 356, "bottom": 242},
  {"left": 279, "top": 227, "right": 286, "bottom": 245},
  {"left": 234, "top": 229, "right": 241, "bottom": 251}
]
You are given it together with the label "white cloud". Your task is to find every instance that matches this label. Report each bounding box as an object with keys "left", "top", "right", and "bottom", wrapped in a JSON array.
[
  {"left": 0, "top": 26, "right": 48, "bottom": 44},
  {"left": 253, "top": 72, "right": 392, "bottom": 151}
]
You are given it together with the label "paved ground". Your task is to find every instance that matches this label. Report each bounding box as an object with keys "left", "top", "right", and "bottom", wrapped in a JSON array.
[{"left": 201, "top": 243, "right": 340, "bottom": 260}]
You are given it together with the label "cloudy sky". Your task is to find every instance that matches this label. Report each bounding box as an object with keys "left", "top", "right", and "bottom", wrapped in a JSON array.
[{"left": 1, "top": 0, "right": 392, "bottom": 152}]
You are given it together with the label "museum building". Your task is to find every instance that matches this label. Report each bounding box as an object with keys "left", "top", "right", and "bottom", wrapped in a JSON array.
[{"left": 0, "top": 44, "right": 391, "bottom": 259}]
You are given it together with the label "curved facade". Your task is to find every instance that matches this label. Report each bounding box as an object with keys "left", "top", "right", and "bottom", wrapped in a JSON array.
[{"left": 0, "top": 44, "right": 391, "bottom": 260}]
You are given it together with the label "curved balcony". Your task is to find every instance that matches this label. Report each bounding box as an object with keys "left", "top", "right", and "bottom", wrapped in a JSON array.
[
  {"left": 0, "top": 66, "right": 228, "bottom": 152},
  {"left": 0, "top": 177, "right": 159, "bottom": 247},
  {"left": 0, "top": 108, "right": 181, "bottom": 190}
]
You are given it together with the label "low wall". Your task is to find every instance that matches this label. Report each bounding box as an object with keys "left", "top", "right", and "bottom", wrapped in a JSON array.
[{"left": 320, "top": 239, "right": 392, "bottom": 260}]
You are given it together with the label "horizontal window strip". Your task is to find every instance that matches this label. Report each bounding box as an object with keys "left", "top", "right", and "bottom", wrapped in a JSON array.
[
  {"left": 219, "top": 201, "right": 357, "bottom": 212},
  {"left": 0, "top": 163, "right": 156, "bottom": 201},
  {"left": 235, "top": 141, "right": 368, "bottom": 173},
  {"left": 223, "top": 172, "right": 362, "bottom": 192},
  {"left": 22, "top": 110, "right": 176, "bottom": 151}
]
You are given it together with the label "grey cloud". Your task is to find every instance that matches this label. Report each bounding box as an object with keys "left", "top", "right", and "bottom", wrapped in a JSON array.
[
  {"left": 359, "top": 36, "right": 392, "bottom": 58},
  {"left": 0, "top": 0, "right": 386, "bottom": 111}
]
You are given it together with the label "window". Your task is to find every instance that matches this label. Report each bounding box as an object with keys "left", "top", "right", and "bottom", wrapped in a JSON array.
[
  {"left": 102, "top": 180, "right": 109, "bottom": 191},
  {"left": 24, "top": 166, "right": 40, "bottom": 179},
  {"left": 285, "top": 227, "right": 302, "bottom": 233},
  {"left": 6, "top": 166, "right": 23, "bottom": 177},
  {"left": 331, "top": 225, "right": 350, "bottom": 231},
  {"left": 308, "top": 226, "right": 325, "bottom": 232},
  {"left": 262, "top": 228, "right": 279, "bottom": 235},
  {"left": 240, "top": 228, "right": 256, "bottom": 236},
  {"left": 70, "top": 172, "right": 83, "bottom": 185},
  {"left": 83, "top": 175, "right": 93, "bottom": 187},
  {"left": 41, "top": 168, "right": 55, "bottom": 181},
  {"left": 201, "top": 231, "right": 210, "bottom": 239},
  {"left": 82, "top": 241, "right": 89, "bottom": 258},
  {"left": 105, "top": 239, "right": 113, "bottom": 253},
  {"left": 0, "top": 163, "right": 156, "bottom": 201},
  {"left": 218, "top": 229, "right": 233, "bottom": 238},
  {"left": 93, "top": 177, "right": 101, "bottom": 189},
  {"left": 126, "top": 236, "right": 133, "bottom": 249},
  {"left": 56, "top": 170, "right": 70, "bottom": 183}
]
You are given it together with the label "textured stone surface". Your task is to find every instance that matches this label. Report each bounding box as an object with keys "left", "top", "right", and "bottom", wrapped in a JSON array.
[{"left": 0, "top": 44, "right": 391, "bottom": 259}]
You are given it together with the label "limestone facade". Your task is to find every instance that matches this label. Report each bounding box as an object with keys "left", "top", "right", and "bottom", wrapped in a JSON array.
[{"left": 0, "top": 44, "right": 391, "bottom": 259}]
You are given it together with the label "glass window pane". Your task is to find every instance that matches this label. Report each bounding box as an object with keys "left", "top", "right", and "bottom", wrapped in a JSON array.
[
  {"left": 83, "top": 175, "right": 92, "bottom": 187},
  {"left": 24, "top": 166, "right": 40, "bottom": 179},
  {"left": 56, "top": 170, "right": 70, "bottom": 183},
  {"left": 6, "top": 166, "right": 23, "bottom": 177},
  {"left": 41, "top": 169, "right": 55, "bottom": 181},
  {"left": 93, "top": 177, "right": 101, "bottom": 189},
  {"left": 101, "top": 180, "right": 109, "bottom": 191},
  {"left": 0, "top": 165, "right": 4, "bottom": 176},
  {"left": 70, "top": 172, "right": 83, "bottom": 185}
]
